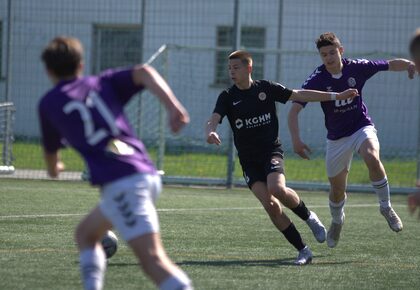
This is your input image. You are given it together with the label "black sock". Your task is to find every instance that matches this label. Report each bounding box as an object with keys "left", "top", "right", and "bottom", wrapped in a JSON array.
[
  {"left": 291, "top": 200, "right": 310, "bottom": 221},
  {"left": 281, "top": 223, "right": 306, "bottom": 251}
]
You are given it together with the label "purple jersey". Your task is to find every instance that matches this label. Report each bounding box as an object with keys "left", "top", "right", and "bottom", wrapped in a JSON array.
[
  {"left": 296, "top": 58, "right": 389, "bottom": 140},
  {"left": 38, "top": 68, "right": 157, "bottom": 185}
]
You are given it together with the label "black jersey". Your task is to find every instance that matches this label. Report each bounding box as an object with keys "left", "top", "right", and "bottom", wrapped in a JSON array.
[{"left": 213, "top": 80, "right": 292, "bottom": 161}]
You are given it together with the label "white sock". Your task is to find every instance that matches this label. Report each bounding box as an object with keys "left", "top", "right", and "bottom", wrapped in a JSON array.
[
  {"left": 159, "top": 270, "right": 193, "bottom": 290},
  {"left": 79, "top": 247, "right": 106, "bottom": 290},
  {"left": 329, "top": 197, "right": 346, "bottom": 224},
  {"left": 372, "top": 177, "right": 391, "bottom": 208}
]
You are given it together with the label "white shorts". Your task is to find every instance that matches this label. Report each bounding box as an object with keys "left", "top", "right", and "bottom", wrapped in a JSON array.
[
  {"left": 326, "top": 125, "right": 379, "bottom": 178},
  {"left": 99, "top": 173, "right": 161, "bottom": 242}
]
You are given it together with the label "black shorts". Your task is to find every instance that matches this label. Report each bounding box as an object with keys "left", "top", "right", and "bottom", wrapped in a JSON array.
[{"left": 239, "top": 151, "right": 285, "bottom": 189}]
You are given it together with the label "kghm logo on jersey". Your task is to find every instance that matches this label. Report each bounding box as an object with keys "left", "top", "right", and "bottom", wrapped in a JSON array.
[
  {"left": 235, "top": 113, "right": 271, "bottom": 129},
  {"left": 258, "top": 92, "right": 267, "bottom": 101},
  {"left": 347, "top": 77, "right": 356, "bottom": 87},
  {"left": 235, "top": 119, "right": 244, "bottom": 129}
]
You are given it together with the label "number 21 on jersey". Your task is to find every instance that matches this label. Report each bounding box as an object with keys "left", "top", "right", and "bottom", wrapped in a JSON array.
[{"left": 63, "top": 91, "right": 120, "bottom": 146}]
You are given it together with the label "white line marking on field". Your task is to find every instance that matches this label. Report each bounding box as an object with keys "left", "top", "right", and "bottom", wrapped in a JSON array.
[{"left": 0, "top": 204, "right": 406, "bottom": 219}]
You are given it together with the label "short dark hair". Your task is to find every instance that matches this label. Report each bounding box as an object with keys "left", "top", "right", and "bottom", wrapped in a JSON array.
[
  {"left": 316, "top": 32, "right": 342, "bottom": 50},
  {"left": 409, "top": 28, "right": 420, "bottom": 57},
  {"left": 41, "top": 36, "right": 83, "bottom": 78},
  {"left": 228, "top": 50, "right": 253, "bottom": 67}
]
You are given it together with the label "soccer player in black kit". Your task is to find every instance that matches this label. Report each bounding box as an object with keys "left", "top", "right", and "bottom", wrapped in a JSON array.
[{"left": 206, "top": 50, "right": 358, "bottom": 265}]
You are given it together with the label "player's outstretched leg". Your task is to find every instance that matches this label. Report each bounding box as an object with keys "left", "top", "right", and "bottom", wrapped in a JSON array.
[
  {"left": 360, "top": 137, "right": 403, "bottom": 232},
  {"left": 327, "top": 197, "right": 346, "bottom": 248},
  {"left": 252, "top": 182, "right": 313, "bottom": 265}
]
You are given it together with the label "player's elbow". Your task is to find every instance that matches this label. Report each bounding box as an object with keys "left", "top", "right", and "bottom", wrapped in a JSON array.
[
  {"left": 133, "top": 64, "right": 155, "bottom": 86},
  {"left": 289, "top": 90, "right": 300, "bottom": 102}
]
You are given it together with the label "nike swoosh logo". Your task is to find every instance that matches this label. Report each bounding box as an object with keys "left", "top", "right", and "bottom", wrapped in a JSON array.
[{"left": 233, "top": 101, "right": 242, "bottom": 106}]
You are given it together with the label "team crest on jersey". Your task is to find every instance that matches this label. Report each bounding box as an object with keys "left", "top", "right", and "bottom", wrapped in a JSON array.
[
  {"left": 347, "top": 77, "right": 356, "bottom": 87},
  {"left": 258, "top": 92, "right": 267, "bottom": 101}
]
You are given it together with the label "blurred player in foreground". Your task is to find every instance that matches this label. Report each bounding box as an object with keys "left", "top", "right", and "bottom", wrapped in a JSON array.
[
  {"left": 408, "top": 28, "right": 420, "bottom": 217},
  {"left": 288, "top": 32, "right": 416, "bottom": 248},
  {"left": 39, "top": 36, "right": 193, "bottom": 290},
  {"left": 206, "top": 50, "right": 358, "bottom": 265}
]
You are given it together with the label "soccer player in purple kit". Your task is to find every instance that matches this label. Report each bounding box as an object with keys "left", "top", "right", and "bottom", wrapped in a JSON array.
[
  {"left": 38, "top": 36, "right": 193, "bottom": 290},
  {"left": 288, "top": 32, "right": 416, "bottom": 248},
  {"left": 206, "top": 50, "right": 358, "bottom": 265}
]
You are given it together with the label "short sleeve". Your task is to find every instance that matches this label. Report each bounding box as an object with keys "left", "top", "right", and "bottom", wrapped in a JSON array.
[
  {"left": 213, "top": 91, "right": 229, "bottom": 123},
  {"left": 100, "top": 68, "right": 144, "bottom": 105},
  {"left": 267, "top": 81, "right": 293, "bottom": 104},
  {"left": 355, "top": 59, "right": 389, "bottom": 80},
  {"left": 38, "top": 103, "right": 62, "bottom": 153}
]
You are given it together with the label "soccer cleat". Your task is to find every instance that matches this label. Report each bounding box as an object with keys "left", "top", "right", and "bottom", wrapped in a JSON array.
[
  {"left": 294, "top": 246, "right": 313, "bottom": 265},
  {"left": 306, "top": 211, "right": 327, "bottom": 243},
  {"left": 380, "top": 206, "right": 403, "bottom": 232},
  {"left": 327, "top": 214, "right": 345, "bottom": 248}
]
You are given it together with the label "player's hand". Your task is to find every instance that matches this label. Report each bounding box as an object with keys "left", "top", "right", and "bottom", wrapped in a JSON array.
[
  {"left": 168, "top": 105, "right": 190, "bottom": 134},
  {"left": 407, "top": 62, "right": 416, "bottom": 79},
  {"left": 292, "top": 139, "right": 312, "bottom": 160},
  {"left": 337, "top": 89, "right": 359, "bottom": 100},
  {"left": 207, "top": 132, "right": 221, "bottom": 145},
  {"left": 408, "top": 192, "right": 420, "bottom": 219}
]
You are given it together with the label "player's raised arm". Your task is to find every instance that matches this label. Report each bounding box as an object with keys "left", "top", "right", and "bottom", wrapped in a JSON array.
[
  {"left": 206, "top": 113, "right": 222, "bottom": 145},
  {"left": 132, "top": 64, "right": 189, "bottom": 133},
  {"left": 289, "top": 88, "right": 359, "bottom": 103},
  {"left": 288, "top": 103, "right": 312, "bottom": 160},
  {"left": 388, "top": 58, "right": 416, "bottom": 79}
]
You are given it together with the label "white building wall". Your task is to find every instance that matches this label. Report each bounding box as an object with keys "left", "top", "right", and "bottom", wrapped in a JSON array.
[{"left": 1, "top": 0, "right": 419, "bottom": 154}]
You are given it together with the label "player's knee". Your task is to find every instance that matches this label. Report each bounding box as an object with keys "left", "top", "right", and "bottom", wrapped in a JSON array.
[
  {"left": 262, "top": 199, "right": 282, "bottom": 217},
  {"left": 268, "top": 185, "right": 287, "bottom": 201}
]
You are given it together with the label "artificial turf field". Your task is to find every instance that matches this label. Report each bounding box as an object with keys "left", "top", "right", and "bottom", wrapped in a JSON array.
[{"left": 1, "top": 179, "right": 419, "bottom": 289}]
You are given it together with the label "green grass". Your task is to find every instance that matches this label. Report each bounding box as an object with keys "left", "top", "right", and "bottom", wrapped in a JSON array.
[
  {"left": 10, "top": 141, "right": 417, "bottom": 186},
  {"left": 1, "top": 179, "right": 420, "bottom": 289}
]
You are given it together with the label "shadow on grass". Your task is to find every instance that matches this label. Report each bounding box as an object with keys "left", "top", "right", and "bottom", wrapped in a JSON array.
[
  {"left": 102, "top": 256, "right": 353, "bottom": 268},
  {"left": 177, "top": 258, "right": 295, "bottom": 267},
  {"left": 176, "top": 256, "right": 353, "bottom": 267}
]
